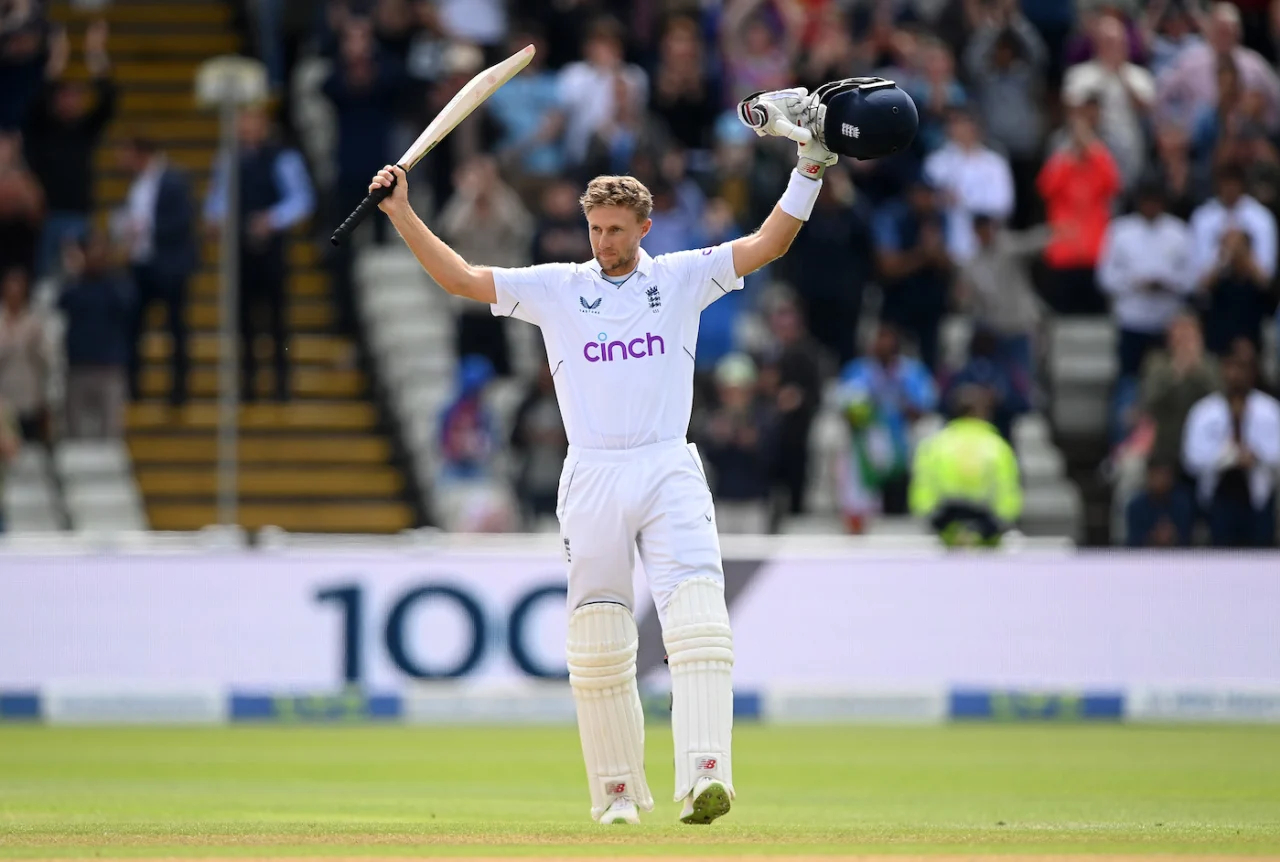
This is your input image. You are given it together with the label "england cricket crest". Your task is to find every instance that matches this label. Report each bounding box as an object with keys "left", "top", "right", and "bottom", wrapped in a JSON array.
[{"left": 645, "top": 286, "right": 661, "bottom": 312}]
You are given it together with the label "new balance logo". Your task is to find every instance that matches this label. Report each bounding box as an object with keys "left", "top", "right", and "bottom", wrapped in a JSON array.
[
  {"left": 696, "top": 757, "right": 717, "bottom": 771},
  {"left": 580, "top": 296, "right": 602, "bottom": 314},
  {"left": 841, "top": 123, "right": 860, "bottom": 139},
  {"left": 607, "top": 782, "right": 626, "bottom": 795},
  {"left": 646, "top": 285, "right": 661, "bottom": 312}
]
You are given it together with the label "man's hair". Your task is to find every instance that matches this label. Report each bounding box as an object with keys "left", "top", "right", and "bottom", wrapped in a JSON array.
[
  {"left": 579, "top": 175, "right": 653, "bottom": 222},
  {"left": 586, "top": 16, "right": 626, "bottom": 45},
  {"left": 1216, "top": 161, "right": 1247, "bottom": 187}
]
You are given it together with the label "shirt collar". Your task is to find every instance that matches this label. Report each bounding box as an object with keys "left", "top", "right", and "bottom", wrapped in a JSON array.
[{"left": 585, "top": 248, "right": 654, "bottom": 280}]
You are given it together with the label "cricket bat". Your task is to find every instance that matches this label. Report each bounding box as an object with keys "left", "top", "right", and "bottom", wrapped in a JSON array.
[{"left": 329, "top": 44, "right": 536, "bottom": 246}]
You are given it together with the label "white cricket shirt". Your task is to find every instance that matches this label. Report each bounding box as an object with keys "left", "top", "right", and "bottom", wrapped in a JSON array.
[{"left": 491, "top": 245, "right": 743, "bottom": 450}]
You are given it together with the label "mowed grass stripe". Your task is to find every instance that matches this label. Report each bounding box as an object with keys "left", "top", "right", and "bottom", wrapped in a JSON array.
[{"left": 0, "top": 726, "right": 1277, "bottom": 854}]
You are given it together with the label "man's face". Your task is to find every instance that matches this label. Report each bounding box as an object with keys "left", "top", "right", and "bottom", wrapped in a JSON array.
[
  {"left": 53, "top": 84, "right": 87, "bottom": 121},
  {"left": 1222, "top": 354, "right": 1253, "bottom": 394},
  {"left": 1, "top": 270, "right": 27, "bottom": 310},
  {"left": 1147, "top": 464, "right": 1174, "bottom": 497},
  {"left": 237, "top": 108, "right": 268, "bottom": 147},
  {"left": 948, "top": 114, "right": 977, "bottom": 147},
  {"left": 770, "top": 305, "right": 802, "bottom": 344},
  {"left": 1218, "top": 176, "right": 1245, "bottom": 205},
  {"left": 585, "top": 34, "right": 622, "bottom": 68},
  {"left": 83, "top": 233, "right": 111, "bottom": 275},
  {"left": 1208, "top": 11, "right": 1239, "bottom": 53},
  {"left": 872, "top": 327, "right": 899, "bottom": 363},
  {"left": 1168, "top": 316, "right": 1202, "bottom": 357},
  {"left": 1137, "top": 195, "right": 1164, "bottom": 220},
  {"left": 908, "top": 184, "right": 935, "bottom": 213},
  {"left": 586, "top": 205, "right": 650, "bottom": 275}
]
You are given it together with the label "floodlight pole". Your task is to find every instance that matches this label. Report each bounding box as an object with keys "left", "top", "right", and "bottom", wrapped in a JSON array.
[
  {"left": 216, "top": 88, "right": 240, "bottom": 529},
  {"left": 195, "top": 57, "right": 266, "bottom": 530}
]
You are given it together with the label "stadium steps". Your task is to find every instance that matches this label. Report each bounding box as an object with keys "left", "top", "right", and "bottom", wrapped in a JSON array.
[{"left": 66, "top": 0, "right": 416, "bottom": 534}]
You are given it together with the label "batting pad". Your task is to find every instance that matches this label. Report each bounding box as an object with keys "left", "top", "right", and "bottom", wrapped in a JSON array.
[
  {"left": 566, "top": 601, "right": 654, "bottom": 820},
  {"left": 663, "top": 577, "right": 736, "bottom": 802}
]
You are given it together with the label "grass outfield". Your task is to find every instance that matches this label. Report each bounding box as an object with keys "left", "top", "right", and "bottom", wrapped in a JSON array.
[{"left": 0, "top": 724, "right": 1278, "bottom": 857}]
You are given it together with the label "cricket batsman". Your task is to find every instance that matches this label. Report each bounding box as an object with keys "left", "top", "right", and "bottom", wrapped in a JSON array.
[{"left": 369, "top": 78, "right": 917, "bottom": 825}]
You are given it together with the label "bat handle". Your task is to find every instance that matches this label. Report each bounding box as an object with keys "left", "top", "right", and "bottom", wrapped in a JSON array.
[{"left": 330, "top": 176, "right": 396, "bottom": 247}]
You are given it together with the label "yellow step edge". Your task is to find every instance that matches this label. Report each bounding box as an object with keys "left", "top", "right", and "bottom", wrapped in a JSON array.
[
  {"left": 141, "top": 332, "right": 350, "bottom": 364},
  {"left": 146, "top": 502, "right": 414, "bottom": 533},
  {"left": 126, "top": 401, "right": 377, "bottom": 431},
  {"left": 50, "top": 5, "right": 233, "bottom": 25},
  {"left": 145, "top": 301, "right": 334, "bottom": 332},
  {"left": 137, "top": 468, "right": 404, "bottom": 497},
  {"left": 129, "top": 435, "right": 391, "bottom": 464},
  {"left": 138, "top": 367, "right": 365, "bottom": 399}
]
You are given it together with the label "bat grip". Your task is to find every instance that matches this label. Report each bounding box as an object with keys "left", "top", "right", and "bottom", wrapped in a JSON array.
[{"left": 330, "top": 177, "right": 396, "bottom": 247}]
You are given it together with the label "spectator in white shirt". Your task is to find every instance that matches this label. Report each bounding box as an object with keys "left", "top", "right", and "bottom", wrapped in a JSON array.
[
  {"left": 1189, "top": 162, "right": 1278, "bottom": 286},
  {"left": 1063, "top": 15, "right": 1156, "bottom": 188},
  {"left": 923, "top": 108, "right": 1014, "bottom": 264},
  {"left": 556, "top": 18, "right": 648, "bottom": 168},
  {"left": 1182, "top": 341, "right": 1280, "bottom": 547},
  {"left": 1097, "top": 180, "right": 1195, "bottom": 378}
]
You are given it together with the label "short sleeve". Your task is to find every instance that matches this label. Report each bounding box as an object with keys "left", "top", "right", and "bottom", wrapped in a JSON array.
[
  {"left": 491, "top": 263, "right": 571, "bottom": 327},
  {"left": 664, "top": 244, "right": 744, "bottom": 311}
]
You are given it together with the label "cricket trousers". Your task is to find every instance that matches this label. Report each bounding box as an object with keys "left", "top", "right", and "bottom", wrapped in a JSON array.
[{"left": 556, "top": 437, "right": 725, "bottom": 621}]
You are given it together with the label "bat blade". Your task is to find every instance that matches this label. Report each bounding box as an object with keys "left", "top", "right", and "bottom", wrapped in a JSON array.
[
  {"left": 400, "top": 44, "right": 535, "bottom": 170},
  {"left": 330, "top": 44, "right": 536, "bottom": 246}
]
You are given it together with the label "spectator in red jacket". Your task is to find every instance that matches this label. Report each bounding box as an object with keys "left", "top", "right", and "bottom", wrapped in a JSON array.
[{"left": 1037, "top": 106, "right": 1122, "bottom": 315}]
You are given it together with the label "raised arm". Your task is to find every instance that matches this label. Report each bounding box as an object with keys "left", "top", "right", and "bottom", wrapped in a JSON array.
[
  {"left": 371, "top": 165, "right": 497, "bottom": 304},
  {"left": 729, "top": 197, "right": 808, "bottom": 278}
]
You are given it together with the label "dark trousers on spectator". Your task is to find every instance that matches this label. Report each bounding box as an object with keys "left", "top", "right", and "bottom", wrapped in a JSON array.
[
  {"left": 804, "top": 292, "right": 863, "bottom": 367},
  {"left": 128, "top": 264, "right": 189, "bottom": 405},
  {"left": 989, "top": 331, "right": 1034, "bottom": 380},
  {"left": 239, "top": 248, "right": 289, "bottom": 402},
  {"left": 1041, "top": 265, "right": 1106, "bottom": 316},
  {"left": 1118, "top": 328, "right": 1165, "bottom": 378},
  {"left": 1009, "top": 157, "right": 1042, "bottom": 229},
  {"left": 457, "top": 309, "right": 511, "bottom": 377},
  {"left": 327, "top": 176, "right": 386, "bottom": 339},
  {"left": 1209, "top": 494, "right": 1277, "bottom": 547},
  {"left": 881, "top": 473, "right": 910, "bottom": 516},
  {"left": 884, "top": 309, "right": 942, "bottom": 373}
]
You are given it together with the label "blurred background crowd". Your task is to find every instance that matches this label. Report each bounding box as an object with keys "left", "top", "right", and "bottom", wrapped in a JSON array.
[{"left": 2, "top": 0, "right": 1279, "bottom": 547}]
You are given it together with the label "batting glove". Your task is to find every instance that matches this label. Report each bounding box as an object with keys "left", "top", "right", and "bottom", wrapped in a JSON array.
[{"left": 738, "top": 87, "right": 838, "bottom": 178}]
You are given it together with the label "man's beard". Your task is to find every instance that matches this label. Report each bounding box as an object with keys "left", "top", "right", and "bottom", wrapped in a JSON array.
[{"left": 597, "top": 249, "right": 637, "bottom": 276}]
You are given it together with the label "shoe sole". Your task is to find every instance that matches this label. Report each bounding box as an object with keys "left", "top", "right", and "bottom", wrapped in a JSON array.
[{"left": 680, "top": 782, "right": 731, "bottom": 825}]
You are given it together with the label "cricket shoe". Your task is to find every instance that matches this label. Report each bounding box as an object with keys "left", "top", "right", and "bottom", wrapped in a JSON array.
[
  {"left": 599, "top": 796, "right": 641, "bottom": 825},
  {"left": 679, "top": 777, "right": 731, "bottom": 825}
]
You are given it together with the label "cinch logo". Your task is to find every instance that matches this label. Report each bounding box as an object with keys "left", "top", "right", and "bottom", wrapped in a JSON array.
[{"left": 583, "top": 331, "right": 665, "bottom": 362}]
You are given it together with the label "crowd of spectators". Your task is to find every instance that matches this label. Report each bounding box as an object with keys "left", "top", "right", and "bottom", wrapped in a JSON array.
[
  {"left": 3, "top": 0, "right": 1280, "bottom": 545},
  {"left": 0, "top": 1, "right": 316, "bottom": 474},
  {"left": 283, "top": 0, "right": 1280, "bottom": 544}
]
